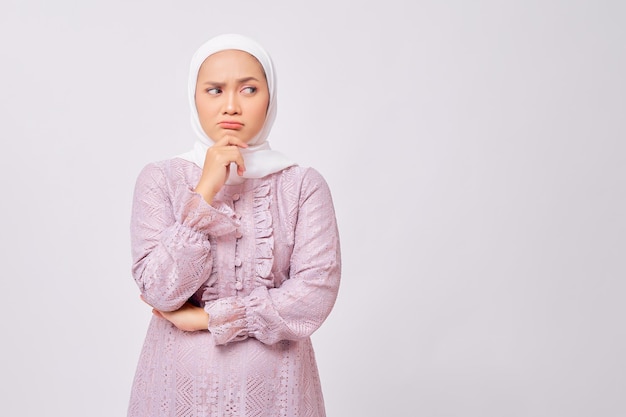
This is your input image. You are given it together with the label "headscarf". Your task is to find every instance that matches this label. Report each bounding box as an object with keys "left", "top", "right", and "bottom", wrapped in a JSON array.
[{"left": 177, "top": 33, "right": 295, "bottom": 184}]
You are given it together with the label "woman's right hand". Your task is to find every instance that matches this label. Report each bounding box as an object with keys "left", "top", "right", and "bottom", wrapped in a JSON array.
[{"left": 194, "top": 135, "right": 248, "bottom": 204}]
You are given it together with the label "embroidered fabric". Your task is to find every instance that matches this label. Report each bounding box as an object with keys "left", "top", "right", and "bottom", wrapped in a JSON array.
[{"left": 128, "top": 158, "right": 341, "bottom": 417}]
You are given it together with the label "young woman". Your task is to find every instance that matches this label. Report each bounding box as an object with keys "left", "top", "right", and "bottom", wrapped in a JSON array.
[{"left": 128, "top": 34, "right": 341, "bottom": 417}]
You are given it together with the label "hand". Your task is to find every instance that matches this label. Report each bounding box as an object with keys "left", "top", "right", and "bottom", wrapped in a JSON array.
[
  {"left": 194, "top": 135, "right": 248, "bottom": 204},
  {"left": 141, "top": 296, "right": 209, "bottom": 332}
]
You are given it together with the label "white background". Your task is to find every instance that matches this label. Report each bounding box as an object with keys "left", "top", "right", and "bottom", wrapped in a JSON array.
[{"left": 1, "top": 1, "right": 625, "bottom": 416}]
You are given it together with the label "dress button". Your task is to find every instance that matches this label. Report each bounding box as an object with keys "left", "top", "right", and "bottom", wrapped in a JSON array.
[
  {"left": 234, "top": 258, "right": 242, "bottom": 267},
  {"left": 232, "top": 193, "right": 240, "bottom": 201},
  {"left": 235, "top": 281, "right": 243, "bottom": 291},
  {"left": 235, "top": 230, "right": 243, "bottom": 239}
]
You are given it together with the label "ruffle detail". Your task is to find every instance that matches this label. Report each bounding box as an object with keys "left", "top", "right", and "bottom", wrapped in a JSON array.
[{"left": 252, "top": 182, "right": 275, "bottom": 288}]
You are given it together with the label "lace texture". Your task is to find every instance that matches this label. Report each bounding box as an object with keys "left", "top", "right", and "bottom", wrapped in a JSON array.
[{"left": 128, "top": 158, "right": 341, "bottom": 417}]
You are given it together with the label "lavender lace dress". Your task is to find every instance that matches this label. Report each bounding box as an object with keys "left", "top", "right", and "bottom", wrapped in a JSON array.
[{"left": 128, "top": 158, "right": 341, "bottom": 417}]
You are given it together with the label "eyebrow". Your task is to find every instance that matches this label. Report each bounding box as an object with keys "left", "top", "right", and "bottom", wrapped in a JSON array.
[{"left": 201, "top": 77, "right": 261, "bottom": 86}]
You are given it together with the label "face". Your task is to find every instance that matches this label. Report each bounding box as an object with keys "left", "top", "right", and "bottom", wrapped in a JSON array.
[{"left": 195, "top": 49, "right": 270, "bottom": 144}]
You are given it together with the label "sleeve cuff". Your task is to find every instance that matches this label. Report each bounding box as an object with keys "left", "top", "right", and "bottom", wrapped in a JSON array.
[
  {"left": 205, "top": 297, "right": 249, "bottom": 345},
  {"left": 176, "top": 187, "right": 240, "bottom": 236}
]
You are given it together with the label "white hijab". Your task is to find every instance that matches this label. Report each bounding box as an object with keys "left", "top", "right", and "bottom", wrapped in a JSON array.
[{"left": 177, "top": 33, "right": 295, "bottom": 184}]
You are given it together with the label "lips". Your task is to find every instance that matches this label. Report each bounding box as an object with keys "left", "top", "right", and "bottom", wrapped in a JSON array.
[{"left": 218, "top": 121, "right": 243, "bottom": 130}]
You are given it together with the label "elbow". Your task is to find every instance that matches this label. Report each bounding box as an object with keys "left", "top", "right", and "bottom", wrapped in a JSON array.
[
  {"left": 141, "top": 290, "right": 186, "bottom": 312},
  {"left": 133, "top": 262, "right": 191, "bottom": 312},
  {"left": 257, "top": 327, "right": 318, "bottom": 346},
  {"left": 254, "top": 316, "right": 327, "bottom": 345},
  {"left": 135, "top": 274, "right": 188, "bottom": 312}
]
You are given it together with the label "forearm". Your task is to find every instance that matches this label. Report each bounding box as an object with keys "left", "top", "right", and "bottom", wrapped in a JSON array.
[
  {"left": 204, "top": 168, "right": 341, "bottom": 345},
  {"left": 131, "top": 163, "right": 240, "bottom": 311},
  {"left": 152, "top": 302, "right": 210, "bottom": 332},
  {"left": 133, "top": 222, "right": 213, "bottom": 311},
  {"left": 203, "top": 255, "right": 340, "bottom": 344}
]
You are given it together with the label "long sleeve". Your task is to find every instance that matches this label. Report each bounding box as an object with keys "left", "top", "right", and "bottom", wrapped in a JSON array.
[
  {"left": 205, "top": 168, "right": 341, "bottom": 345},
  {"left": 130, "top": 162, "right": 239, "bottom": 311}
]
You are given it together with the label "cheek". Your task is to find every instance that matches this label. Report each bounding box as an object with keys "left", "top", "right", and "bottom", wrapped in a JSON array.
[
  {"left": 194, "top": 97, "right": 203, "bottom": 116},
  {"left": 252, "top": 98, "right": 269, "bottom": 125},
  {"left": 255, "top": 104, "right": 268, "bottom": 119},
  {"left": 195, "top": 98, "right": 215, "bottom": 121}
]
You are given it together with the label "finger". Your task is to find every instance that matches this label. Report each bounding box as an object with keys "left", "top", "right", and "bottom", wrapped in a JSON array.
[
  {"left": 226, "top": 135, "right": 249, "bottom": 148},
  {"left": 216, "top": 135, "right": 249, "bottom": 148},
  {"left": 233, "top": 154, "right": 246, "bottom": 176},
  {"left": 212, "top": 147, "right": 245, "bottom": 173}
]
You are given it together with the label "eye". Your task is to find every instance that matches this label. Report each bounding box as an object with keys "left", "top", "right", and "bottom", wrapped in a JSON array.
[
  {"left": 206, "top": 87, "right": 221, "bottom": 95},
  {"left": 241, "top": 86, "right": 257, "bottom": 94}
]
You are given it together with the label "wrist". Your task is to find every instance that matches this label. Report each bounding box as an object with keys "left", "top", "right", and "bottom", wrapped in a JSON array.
[
  {"left": 200, "top": 311, "right": 210, "bottom": 331},
  {"left": 194, "top": 182, "right": 216, "bottom": 205}
]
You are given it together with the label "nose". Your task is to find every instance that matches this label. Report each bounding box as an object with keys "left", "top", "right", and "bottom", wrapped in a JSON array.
[{"left": 223, "top": 90, "right": 241, "bottom": 115}]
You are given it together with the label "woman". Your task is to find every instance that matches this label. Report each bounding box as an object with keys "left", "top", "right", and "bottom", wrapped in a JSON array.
[{"left": 128, "top": 33, "right": 341, "bottom": 417}]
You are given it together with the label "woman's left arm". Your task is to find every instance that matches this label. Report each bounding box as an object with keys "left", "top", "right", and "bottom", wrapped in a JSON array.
[{"left": 205, "top": 168, "right": 341, "bottom": 345}]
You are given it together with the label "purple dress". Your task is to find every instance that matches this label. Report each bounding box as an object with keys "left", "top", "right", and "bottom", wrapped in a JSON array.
[{"left": 127, "top": 158, "right": 341, "bottom": 417}]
